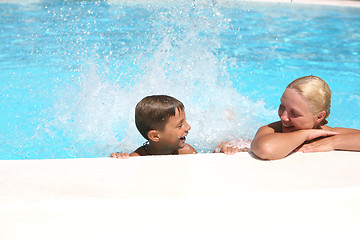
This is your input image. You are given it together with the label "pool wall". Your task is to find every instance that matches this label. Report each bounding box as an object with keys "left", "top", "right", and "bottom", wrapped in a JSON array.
[{"left": 1, "top": 151, "right": 360, "bottom": 239}]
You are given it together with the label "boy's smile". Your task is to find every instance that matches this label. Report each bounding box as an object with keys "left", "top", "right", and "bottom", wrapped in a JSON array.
[{"left": 159, "top": 108, "right": 191, "bottom": 150}]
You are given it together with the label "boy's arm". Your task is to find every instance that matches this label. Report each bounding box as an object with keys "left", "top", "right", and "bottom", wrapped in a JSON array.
[
  {"left": 179, "top": 143, "right": 197, "bottom": 154},
  {"left": 130, "top": 146, "right": 147, "bottom": 156},
  {"left": 110, "top": 146, "right": 144, "bottom": 158},
  {"left": 129, "top": 152, "right": 141, "bottom": 156}
]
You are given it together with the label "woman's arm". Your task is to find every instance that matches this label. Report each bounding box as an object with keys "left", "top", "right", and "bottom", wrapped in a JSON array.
[
  {"left": 299, "top": 128, "right": 360, "bottom": 153},
  {"left": 251, "top": 121, "right": 338, "bottom": 160},
  {"left": 333, "top": 132, "right": 360, "bottom": 151}
]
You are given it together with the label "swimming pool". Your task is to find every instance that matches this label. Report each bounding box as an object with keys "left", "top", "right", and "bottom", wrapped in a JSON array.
[{"left": 1, "top": 0, "right": 359, "bottom": 159}]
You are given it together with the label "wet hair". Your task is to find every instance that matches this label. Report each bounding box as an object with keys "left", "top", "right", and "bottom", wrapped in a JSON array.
[
  {"left": 135, "top": 95, "right": 184, "bottom": 140},
  {"left": 287, "top": 75, "right": 331, "bottom": 125}
]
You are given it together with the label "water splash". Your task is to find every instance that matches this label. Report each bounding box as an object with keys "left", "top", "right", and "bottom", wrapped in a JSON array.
[
  {"left": 2, "top": 0, "right": 359, "bottom": 159},
  {"left": 46, "top": 1, "right": 271, "bottom": 157}
]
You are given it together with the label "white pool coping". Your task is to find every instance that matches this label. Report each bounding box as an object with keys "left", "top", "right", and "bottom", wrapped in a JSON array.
[{"left": 1, "top": 151, "right": 360, "bottom": 239}]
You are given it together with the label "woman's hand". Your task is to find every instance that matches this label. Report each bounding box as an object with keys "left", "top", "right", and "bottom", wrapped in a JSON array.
[
  {"left": 297, "top": 129, "right": 339, "bottom": 153},
  {"left": 297, "top": 136, "right": 336, "bottom": 153},
  {"left": 305, "top": 129, "right": 338, "bottom": 142},
  {"left": 213, "top": 146, "right": 238, "bottom": 155},
  {"left": 213, "top": 139, "right": 251, "bottom": 155},
  {"left": 213, "top": 146, "right": 250, "bottom": 155}
]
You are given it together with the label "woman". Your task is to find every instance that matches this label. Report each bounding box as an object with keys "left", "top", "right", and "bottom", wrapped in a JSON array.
[{"left": 251, "top": 75, "right": 360, "bottom": 160}]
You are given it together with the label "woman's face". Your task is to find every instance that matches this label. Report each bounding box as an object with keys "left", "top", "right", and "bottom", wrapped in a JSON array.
[{"left": 278, "top": 88, "right": 321, "bottom": 133}]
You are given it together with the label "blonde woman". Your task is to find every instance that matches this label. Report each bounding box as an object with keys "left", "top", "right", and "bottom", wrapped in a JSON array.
[{"left": 251, "top": 75, "right": 360, "bottom": 160}]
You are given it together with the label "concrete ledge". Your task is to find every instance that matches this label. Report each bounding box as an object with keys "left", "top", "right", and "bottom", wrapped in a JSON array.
[{"left": 1, "top": 151, "right": 360, "bottom": 239}]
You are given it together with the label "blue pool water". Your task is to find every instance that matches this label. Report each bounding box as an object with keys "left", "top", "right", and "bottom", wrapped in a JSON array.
[{"left": 1, "top": 1, "right": 359, "bottom": 160}]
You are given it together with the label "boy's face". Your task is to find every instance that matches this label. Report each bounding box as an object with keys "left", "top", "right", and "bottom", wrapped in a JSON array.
[{"left": 158, "top": 108, "right": 191, "bottom": 150}]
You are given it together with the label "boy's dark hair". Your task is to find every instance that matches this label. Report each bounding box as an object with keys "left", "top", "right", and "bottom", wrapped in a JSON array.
[{"left": 135, "top": 95, "right": 184, "bottom": 140}]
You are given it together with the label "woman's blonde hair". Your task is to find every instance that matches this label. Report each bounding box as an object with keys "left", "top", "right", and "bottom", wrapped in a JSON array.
[{"left": 287, "top": 75, "right": 331, "bottom": 125}]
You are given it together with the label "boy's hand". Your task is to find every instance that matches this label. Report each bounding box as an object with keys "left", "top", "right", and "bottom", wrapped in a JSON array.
[
  {"left": 110, "top": 152, "right": 130, "bottom": 159},
  {"left": 213, "top": 146, "right": 249, "bottom": 155}
]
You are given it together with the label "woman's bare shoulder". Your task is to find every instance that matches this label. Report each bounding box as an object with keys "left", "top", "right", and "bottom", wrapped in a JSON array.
[{"left": 256, "top": 121, "right": 282, "bottom": 135}]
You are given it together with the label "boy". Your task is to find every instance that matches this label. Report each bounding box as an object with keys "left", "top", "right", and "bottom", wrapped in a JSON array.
[{"left": 111, "top": 95, "right": 197, "bottom": 158}]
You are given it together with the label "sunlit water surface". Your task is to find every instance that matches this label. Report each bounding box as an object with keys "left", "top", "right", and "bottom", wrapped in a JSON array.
[{"left": 1, "top": 1, "right": 359, "bottom": 159}]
